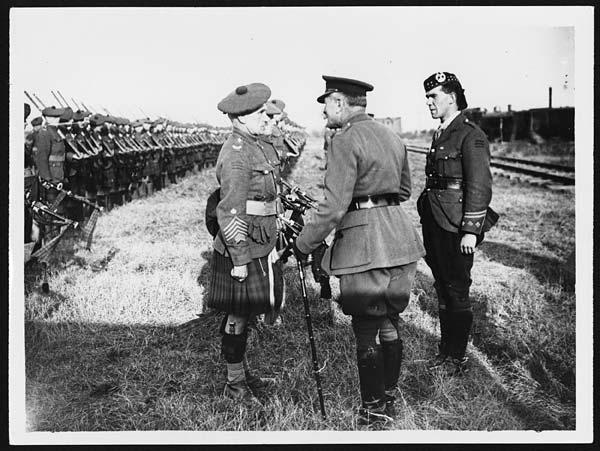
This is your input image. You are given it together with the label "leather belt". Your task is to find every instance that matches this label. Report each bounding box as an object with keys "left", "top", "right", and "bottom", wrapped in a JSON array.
[
  {"left": 246, "top": 199, "right": 278, "bottom": 216},
  {"left": 426, "top": 177, "right": 463, "bottom": 190},
  {"left": 348, "top": 193, "right": 400, "bottom": 212}
]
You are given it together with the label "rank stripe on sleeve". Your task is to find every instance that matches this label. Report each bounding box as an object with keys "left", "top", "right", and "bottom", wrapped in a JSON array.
[{"left": 222, "top": 216, "right": 248, "bottom": 243}]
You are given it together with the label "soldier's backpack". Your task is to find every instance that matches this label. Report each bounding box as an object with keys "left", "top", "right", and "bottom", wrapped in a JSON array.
[{"left": 205, "top": 188, "right": 220, "bottom": 237}]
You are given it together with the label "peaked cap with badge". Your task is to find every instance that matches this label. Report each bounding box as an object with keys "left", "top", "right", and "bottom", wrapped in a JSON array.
[
  {"left": 317, "top": 75, "right": 374, "bottom": 103},
  {"left": 217, "top": 83, "right": 271, "bottom": 116},
  {"left": 31, "top": 116, "right": 43, "bottom": 127}
]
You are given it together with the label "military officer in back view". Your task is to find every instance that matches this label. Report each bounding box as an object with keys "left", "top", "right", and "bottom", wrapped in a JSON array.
[
  {"left": 293, "top": 76, "right": 425, "bottom": 427},
  {"left": 417, "top": 72, "right": 497, "bottom": 376}
]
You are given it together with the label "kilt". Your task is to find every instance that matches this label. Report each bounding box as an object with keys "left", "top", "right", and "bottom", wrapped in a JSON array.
[{"left": 206, "top": 248, "right": 284, "bottom": 316}]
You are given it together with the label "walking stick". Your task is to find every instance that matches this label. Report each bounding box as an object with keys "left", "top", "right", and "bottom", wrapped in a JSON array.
[{"left": 296, "top": 257, "right": 327, "bottom": 419}]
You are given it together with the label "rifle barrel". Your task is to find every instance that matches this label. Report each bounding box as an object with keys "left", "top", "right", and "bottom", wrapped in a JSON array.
[
  {"left": 51, "top": 91, "right": 64, "bottom": 107},
  {"left": 33, "top": 93, "right": 47, "bottom": 108},
  {"left": 24, "top": 91, "right": 42, "bottom": 112},
  {"left": 57, "top": 91, "right": 72, "bottom": 109}
]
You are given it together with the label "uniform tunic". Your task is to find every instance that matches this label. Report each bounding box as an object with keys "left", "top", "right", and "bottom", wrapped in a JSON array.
[
  {"left": 296, "top": 112, "right": 425, "bottom": 316},
  {"left": 417, "top": 112, "right": 492, "bottom": 236},
  {"left": 207, "top": 128, "right": 284, "bottom": 315},
  {"left": 417, "top": 112, "right": 493, "bottom": 312},
  {"left": 32, "top": 126, "right": 66, "bottom": 182}
]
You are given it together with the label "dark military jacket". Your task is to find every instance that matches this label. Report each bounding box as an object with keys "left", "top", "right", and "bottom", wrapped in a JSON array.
[
  {"left": 25, "top": 129, "right": 39, "bottom": 169},
  {"left": 296, "top": 112, "right": 425, "bottom": 276},
  {"left": 32, "top": 126, "right": 65, "bottom": 182},
  {"left": 417, "top": 112, "right": 492, "bottom": 235},
  {"left": 213, "top": 127, "right": 281, "bottom": 266}
]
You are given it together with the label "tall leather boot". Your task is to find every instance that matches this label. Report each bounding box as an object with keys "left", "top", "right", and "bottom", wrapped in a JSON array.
[
  {"left": 356, "top": 346, "right": 390, "bottom": 427},
  {"left": 428, "top": 309, "right": 450, "bottom": 370},
  {"left": 381, "top": 339, "right": 403, "bottom": 417},
  {"left": 444, "top": 310, "right": 473, "bottom": 375}
]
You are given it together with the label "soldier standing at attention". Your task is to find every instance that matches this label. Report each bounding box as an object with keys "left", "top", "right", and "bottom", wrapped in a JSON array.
[
  {"left": 206, "top": 82, "right": 283, "bottom": 401},
  {"left": 33, "top": 107, "right": 72, "bottom": 215},
  {"left": 417, "top": 72, "right": 496, "bottom": 376},
  {"left": 293, "top": 76, "right": 425, "bottom": 426},
  {"left": 33, "top": 107, "right": 70, "bottom": 185},
  {"left": 25, "top": 116, "right": 44, "bottom": 173}
]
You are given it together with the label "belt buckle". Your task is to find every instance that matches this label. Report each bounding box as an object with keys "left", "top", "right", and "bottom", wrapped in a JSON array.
[{"left": 364, "top": 197, "right": 376, "bottom": 209}]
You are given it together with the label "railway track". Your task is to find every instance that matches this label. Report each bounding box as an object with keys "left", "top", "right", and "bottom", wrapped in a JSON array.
[{"left": 406, "top": 144, "right": 575, "bottom": 186}]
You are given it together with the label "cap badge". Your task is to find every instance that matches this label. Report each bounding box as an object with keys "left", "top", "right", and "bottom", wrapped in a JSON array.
[{"left": 435, "top": 72, "right": 446, "bottom": 83}]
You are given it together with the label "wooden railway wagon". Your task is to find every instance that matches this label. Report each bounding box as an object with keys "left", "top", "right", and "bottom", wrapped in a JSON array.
[{"left": 464, "top": 106, "right": 574, "bottom": 143}]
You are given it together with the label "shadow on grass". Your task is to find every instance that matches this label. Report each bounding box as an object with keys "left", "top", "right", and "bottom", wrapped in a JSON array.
[
  {"left": 196, "top": 250, "right": 213, "bottom": 303},
  {"left": 479, "top": 241, "right": 574, "bottom": 293},
  {"left": 24, "top": 257, "right": 573, "bottom": 432},
  {"left": 411, "top": 266, "right": 574, "bottom": 430}
]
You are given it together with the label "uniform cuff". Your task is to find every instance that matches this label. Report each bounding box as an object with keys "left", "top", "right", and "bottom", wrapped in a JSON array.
[
  {"left": 230, "top": 253, "right": 252, "bottom": 267},
  {"left": 460, "top": 212, "right": 486, "bottom": 235}
]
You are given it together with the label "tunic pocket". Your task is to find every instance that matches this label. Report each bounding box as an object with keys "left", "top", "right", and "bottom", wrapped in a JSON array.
[
  {"left": 435, "top": 149, "right": 462, "bottom": 176},
  {"left": 436, "top": 188, "right": 463, "bottom": 228},
  {"left": 48, "top": 161, "right": 64, "bottom": 181},
  {"left": 330, "top": 214, "right": 371, "bottom": 270},
  {"left": 249, "top": 162, "right": 276, "bottom": 199}
]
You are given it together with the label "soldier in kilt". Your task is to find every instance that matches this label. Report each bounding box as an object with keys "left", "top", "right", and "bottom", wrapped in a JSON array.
[{"left": 205, "top": 82, "right": 284, "bottom": 401}]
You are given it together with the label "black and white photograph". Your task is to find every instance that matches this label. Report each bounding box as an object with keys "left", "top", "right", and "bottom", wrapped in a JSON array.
[{"left": 8, "top": 4, "right": 594, "bottom": 446}]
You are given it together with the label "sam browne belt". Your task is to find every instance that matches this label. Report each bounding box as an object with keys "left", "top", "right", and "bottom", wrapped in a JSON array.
[
  {"left": 348, "top": 193, "right": 401, "bottom": 212},
  {"left": 425, "top": 177, "right": 463, "bottom": 190}
]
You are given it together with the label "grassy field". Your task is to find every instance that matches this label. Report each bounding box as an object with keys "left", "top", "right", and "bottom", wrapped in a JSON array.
[{"left": 23, "top": 136, "right": 575, "bottom": 432}]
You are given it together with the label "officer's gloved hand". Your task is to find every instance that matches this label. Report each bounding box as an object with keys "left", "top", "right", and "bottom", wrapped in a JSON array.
[
  {"left": 292, "top": 239, "right": 309, "bottom": 265},
  {"left": 311, "top": 243, "right": 329, "bottom": 283}
]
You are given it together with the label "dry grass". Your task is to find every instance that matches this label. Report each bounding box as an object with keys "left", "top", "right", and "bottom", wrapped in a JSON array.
[{"left": 23, "top": 136, "right": 575, "bottom": 432}]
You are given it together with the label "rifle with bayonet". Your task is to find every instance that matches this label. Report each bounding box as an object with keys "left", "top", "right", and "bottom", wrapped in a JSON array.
[{"left": 38, "top": 178, "right": 103, "bottom": 249}]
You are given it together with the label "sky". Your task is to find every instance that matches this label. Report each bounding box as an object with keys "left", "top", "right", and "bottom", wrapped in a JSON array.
[{"left": 10, "top": 6, "right": 586, "bottom": 132}]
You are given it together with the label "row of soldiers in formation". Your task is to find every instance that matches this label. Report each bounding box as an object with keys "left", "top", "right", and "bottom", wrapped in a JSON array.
[{"left": 23, "top": 99, "right": 307, "bottom": 251}]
